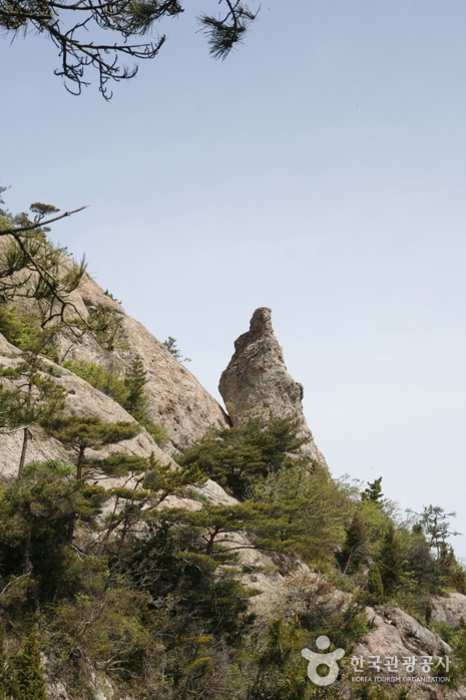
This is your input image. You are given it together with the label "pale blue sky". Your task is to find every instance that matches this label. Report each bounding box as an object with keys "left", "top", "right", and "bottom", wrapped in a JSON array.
[{"left": 1, "top": 1, "right": 466, "bottom": 553}]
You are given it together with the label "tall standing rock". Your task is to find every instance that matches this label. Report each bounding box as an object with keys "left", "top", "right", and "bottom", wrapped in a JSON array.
[{"left": 219, "top": 308, "right": 327, "bottom": 469}]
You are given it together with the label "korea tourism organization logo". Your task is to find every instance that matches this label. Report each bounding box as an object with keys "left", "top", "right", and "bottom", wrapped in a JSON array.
[
  {"left": 301, "top": 638, "right": 451, "bottom": 687},
  {"left": 350, "top": 653, "right": 451, "bottom": 684},
  {"left": 301, "top": 636, "right": 345, "bottom": 686}
]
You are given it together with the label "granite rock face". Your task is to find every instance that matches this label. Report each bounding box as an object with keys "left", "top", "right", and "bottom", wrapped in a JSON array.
[
  {"left": 0, "top": 331, "right": 172, "bottom": 478},
  {"left": 5, "top": 259, "right": 230, "bottom": 454},
  {"left": 431, "top": 592, "right": 466, "bottom": 626},
  {"left": 219, "top": 308, "right": 327, "bottom": 468}
]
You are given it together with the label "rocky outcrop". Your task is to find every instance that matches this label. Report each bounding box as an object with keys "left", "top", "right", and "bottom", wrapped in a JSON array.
[
  {"left": 353, "top": 605, "right": 459, "bottom": 700},
  {"left": 8, "top": 261, "right": 230, "bottom": 454},
  {"left": 0, "top": 331, "right": 172, "bottom": 477},
  {"left": 58, "top": 271, "right": 230, "bottom": 452},
  {"left": 219, "top": 308, "right": 327, "bottom": 468},
  {"left": 431, "top": 592, "right": 466, "bottom": 626}
]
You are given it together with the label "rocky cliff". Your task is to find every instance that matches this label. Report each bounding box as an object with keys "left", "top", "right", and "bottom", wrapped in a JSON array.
[{"left": 0, "top": 280, "right": 463, "bottom": 700}]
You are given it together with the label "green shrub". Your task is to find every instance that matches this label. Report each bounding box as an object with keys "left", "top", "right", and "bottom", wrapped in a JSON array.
[
  {"left": 177, "top": 413, "right": 310, "bottom": 499},
  {"left": 0, "top": 303, "right": 58, "bottom": 360},
  {"left": 367, "top": 564, "right": 384, "bottom": 604},
  {"left": 63, "top": 357, "right": 168, "bottom": 446}
]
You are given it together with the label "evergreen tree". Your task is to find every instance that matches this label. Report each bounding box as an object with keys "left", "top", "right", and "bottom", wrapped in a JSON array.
[
  {"left": 0, "top": 198, "right": 86, "bottom": 328},
  {"left": 0, "top": 1, "right": 258, "bottom": 98},
  {"left": 178, "top": 414, "right": 309, "bottom": 498},
  {"left": 362, "top": 477, "right": 384, "bottom": 503},
  {"left": 379, "top": 523, "right": 400, "bottom": 597},
  {"left": 16, "top": 629, "right": 48, "bottom": 700},
  {"left": 123, "top": 355, "right": 149, "bottom": 420},
  {"left": 0, "top": 358, "right": 66, "bottom": 477},
  {"left": 417, "top": 505, "right": 461, "bottom": 558},
  {"left": 425, "top": 601, "right": 433, "bottom": 625},
  {"left": 0, "top": 460, "right": 106, "bottom": 593},
  {"left": 41, "top": 415, "right": 141, "bottom": 479},
  {"left": 338, "top": 512, "right": 368, "bottom": 573},
  {"left": 163, "top": 337, "right": 191, "bottom": 363},
  {"left": 367, "top": 564, "right": 384, "bottom": 603}
]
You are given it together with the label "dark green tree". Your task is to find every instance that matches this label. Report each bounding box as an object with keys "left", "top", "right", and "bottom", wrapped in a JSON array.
[
  {"left": 425, "top": 601, "right": 433, "bottom": 625},
  {"left": 379, "top": 523, "right": 400, "bottom": 597},
  {"left": 0, "top": 358, "right": 67, "bottom": 477},
  {"left": 163, "top": 337, "right": 191, "bottom": 363},
  {"left": 367, "top": 564, "right": 384, "bottom": 604},
  {"left": 338, "top": 512, "right": 368, "bottom": 573},
  {"left": 415, "top": 505, "right": 461, "bottom": 558},
  {"left": 41, "top": 415, "right": 141, "bottom": 479},
  {"left": 178, "top": 414, "right": 309, "bottom": 498},
  {"left": 0, "top": 1, "right": 258, "bottom": 98},
  {"left": 362, "top": 477, "right": 384, "bottom": 503},
  {"left": 0, "top": 196, "right": 86, "bottom": 328},
  {"left": 123, "top": 355, "right": 149, "bottom": 420},
  {"left": 15, "top": 629, "right": 47, "bottom": 700},
  {"left": 0, "top": 460, "right": 106, "bottom": 600}
]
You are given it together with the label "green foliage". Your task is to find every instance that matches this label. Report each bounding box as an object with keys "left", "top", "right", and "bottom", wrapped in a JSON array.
[
  {"left": 0, "top": 0, "right": 257, "bottom": 98},
  {"left": 361, "top": 477, "right": 384, "bottom": 503},
  {"left": 163, "top": 336, "right": 191, "bottom": 362},
  {"left": 63, "top": 357, "right": 168, "bottom": 446},
  {"left": 247, "top": 465, "right": 354, "bottom": 565},
  {"left": 338, "top": 512, "right": 368, "bottom": 573},
  {"left": 0, "top": 201, "right": 86, "bottom": 329},
  {"left": 178, "top": 413, "right": 310, "bottom": 498},
  {"left": 16, "top": 629, "right": 48, "bottom": 700},
  {"left": 379, "top": 523, "right": 400, "bottom": 597},
  {"left": 251, "top": 618, "right": 311, "bottom": 700},
  {"left": 87, "top": 305, "right": 125, "bottom": 352},
  {"left": 103, "top": 289, "right": 122, "bottom": 304},
  {"left": 367, "top": 564, "right": 384, "bottom": 604},
  {"left": 40, "top": 415, "right": 141, "bottom": 479},
  {"left": 63, "top": 358, "right": 128, "bottom": 405},
  {"left": 416, "top": 505, "right": 461, "bottom": 558},
  {"left": 0, "top": 460, "right": 106, "bottom": 601},
  {"left": 123, "top": 355, "right": 147, "bottom": 418},
  {"left": 0, "top": 360, "right": 67, "bottom": 475},
  {"left": 438, "top": 542, "right": 466, "bottom": 594},
  {"left": 0, "top": 304, "right": 58, "bottom": 360},
  {"left": 124, "top": 511, "right": 255, "bottom": 646},
  {"left": 0, "top": 625, "right": 18, "bottom": 698}
]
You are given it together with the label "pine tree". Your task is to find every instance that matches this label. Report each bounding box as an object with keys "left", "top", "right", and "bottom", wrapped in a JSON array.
[
  {"left": 338, "top": 512, "right": 368, "bottom": 573},
  {"left": 362, "top": 477, "right": 384, "bottom": 503},
  {"left": 41, "top": 415, "right": 141, "bottom": 479},
  {"left": 123, "top": 355, "right": 149, "bottom": 421},
  {"left": 0, "top": 337, "right": 66, "bottom": 478},
  {"left": 367, "top": 564, "right": 384, "bottom": 603},
  {"left": 16, "top": 629, "right": 48, "bottom": 700},
  {"left": 379, "top": 523, "right": 400, "bottom": 597},
  {"left": 425, "top": 601, "right": 433, "bottom": 625}
]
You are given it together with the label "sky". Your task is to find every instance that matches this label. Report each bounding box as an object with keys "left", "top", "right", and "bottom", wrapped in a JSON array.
[{"left": 1, "top": 1, "right": 466, "bottom": 554}]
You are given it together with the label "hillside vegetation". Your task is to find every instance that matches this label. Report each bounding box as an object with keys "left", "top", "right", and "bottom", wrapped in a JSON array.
[{"left": 1, "top": 197, "right": 466, "bottom": 700}]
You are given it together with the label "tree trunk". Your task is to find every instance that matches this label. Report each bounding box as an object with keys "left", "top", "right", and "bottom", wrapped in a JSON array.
[
  {"left": 17, "top": 426, "right": 29, "bottom": 478},
  {"left": 76, "top": 447, "right": 84, "bottom": 480},
  {"left": 17, "top": 382, "right": 32, "bottom": 478}
]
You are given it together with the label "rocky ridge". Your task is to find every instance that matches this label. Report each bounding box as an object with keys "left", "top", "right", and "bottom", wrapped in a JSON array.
[{"left": 0, "top": 288, "right": 464, "bottom": 700}]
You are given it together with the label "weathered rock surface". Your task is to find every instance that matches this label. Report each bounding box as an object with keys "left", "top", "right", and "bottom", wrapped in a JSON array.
[
  {"left": 8, "top": 260, "right": 230, "bottom": 454},
  {"left": 0, "top": 331, "right": 171, "bottom": 477},
  {"left": 354, "top": 605, "right": 459, "bottom": 700},
  {"left": 431, "top": 592, "right": 466, "bottom": 627},
  {"left": 219, "top": 307, "right": 327, "bottom": 468},
  {"left": 59, "top": 270, "right": 230, "bottom": 452}
]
